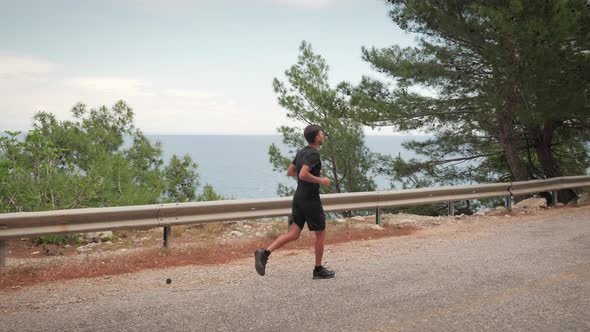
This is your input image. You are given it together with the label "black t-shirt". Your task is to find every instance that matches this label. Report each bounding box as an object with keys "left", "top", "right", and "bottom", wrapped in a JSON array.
[{"left": 292, "top": 146, "right": 321, "bottom": 201}]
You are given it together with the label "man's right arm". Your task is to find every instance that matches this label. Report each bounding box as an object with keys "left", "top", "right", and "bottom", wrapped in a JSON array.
[{"left": 299, "top": 165, "right": 330, "bottom": 186}]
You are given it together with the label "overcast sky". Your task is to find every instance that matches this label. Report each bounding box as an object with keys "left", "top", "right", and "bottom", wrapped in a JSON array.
[{"left": 1, "top": 0, "right": 416, "bottom": 135}]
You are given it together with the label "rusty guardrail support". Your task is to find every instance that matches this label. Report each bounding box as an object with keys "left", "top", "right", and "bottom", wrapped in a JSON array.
[
  {"left": 506, "top": 196, "right": 513, "bottom": 211},
  {"left": 163, "top": 226, "right": 172, "bottom": 249},
  {"left": 0, "top": 240, "right": 5, "bottom": 268},
  {"left": 448, "top": 201, "right": 455, "bottom": 216}
]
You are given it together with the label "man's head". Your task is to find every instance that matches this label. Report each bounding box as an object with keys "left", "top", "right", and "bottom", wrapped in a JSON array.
[{"left": 304, "top": 124, "right": 324, "bottom": 145}]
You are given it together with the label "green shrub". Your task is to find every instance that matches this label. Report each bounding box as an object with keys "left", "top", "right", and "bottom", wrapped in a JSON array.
[{"left": 33, "top": 234, "right": 82, "bottom": 245}]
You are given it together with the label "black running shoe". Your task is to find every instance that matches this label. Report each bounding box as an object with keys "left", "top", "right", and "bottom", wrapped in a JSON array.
[
  {"left": 313, "top": 265, "right": 335, "bottom": 279},
  {"left": 255, "top": 249, "right": 268, "bottom": 276}
]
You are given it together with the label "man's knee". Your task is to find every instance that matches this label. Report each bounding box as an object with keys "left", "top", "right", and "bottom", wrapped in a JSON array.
[
  {"left": 288, "top": 221, "right": 302, "bottom": 240},
  {"left": 289, "top": 231, "right": 301, "bottom": 241}
]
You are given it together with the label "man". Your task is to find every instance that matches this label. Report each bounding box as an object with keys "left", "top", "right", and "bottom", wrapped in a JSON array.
[{"left": 255, "top": 124, "right": 335, "bottom": 279}]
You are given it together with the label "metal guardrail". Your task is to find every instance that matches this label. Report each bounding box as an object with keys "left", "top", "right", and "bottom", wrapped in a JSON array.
[{"left": 0, "top": 176, "right": 589, "bottom": 266}]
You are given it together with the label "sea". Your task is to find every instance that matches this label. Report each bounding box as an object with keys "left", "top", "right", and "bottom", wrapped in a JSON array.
[{"left": 148, "top": 135, "right": 427, "bottom": 199}]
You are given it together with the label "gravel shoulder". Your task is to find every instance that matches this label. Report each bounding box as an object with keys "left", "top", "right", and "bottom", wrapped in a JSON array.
[{"left": 1, "top": 205, "right": 588, "bottom": 322}]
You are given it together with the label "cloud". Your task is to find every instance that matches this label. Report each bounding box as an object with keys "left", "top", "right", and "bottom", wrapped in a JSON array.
[
  {"left": 125, "top": 0, "right": 349, "bottom": 10},
  {"left": 164, "top": 89, "right": 215, "bottom": 99},
  {"left": 162, "top": 89, "right": 238, "bottom": 111},
  {"left": 268, "top": 0, "right": 348, "bottom": 9},
  {"left": 59, "top": 79, "right": 254, "bottom": 133},
  {"left": 0, "top": 53, "right": 56, "bottom": 80},
  {"left": 1, "top": 68, "right": 288, "bottom": 134},
  {"left": 66, "top": 77, "right": 153, "bottom": 97}
]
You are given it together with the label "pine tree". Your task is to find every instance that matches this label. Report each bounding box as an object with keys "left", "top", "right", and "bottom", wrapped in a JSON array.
[
  {"left": 269, "top": 41, "right": 378, "bottom": 199},
  {"left": 346, "top": 0, "right": 590, "bottom": 203}
]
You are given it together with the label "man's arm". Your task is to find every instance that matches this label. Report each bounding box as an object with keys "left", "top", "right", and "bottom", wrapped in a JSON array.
[
  {"left": 299, "top": 165, "right": 330, "bottom": 186},
  {"left": 287, "top": 163, "right": 297, "bottom": 177}
]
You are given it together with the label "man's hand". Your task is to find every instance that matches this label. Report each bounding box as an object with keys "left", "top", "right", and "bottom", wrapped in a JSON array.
[{"left": 320, "top": 177, "right": 331, "bottom": 187}]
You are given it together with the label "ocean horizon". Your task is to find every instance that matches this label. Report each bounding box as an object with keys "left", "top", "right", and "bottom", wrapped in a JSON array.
[{"left": 148, "top": 134, "right": 427, "bottom": 199}]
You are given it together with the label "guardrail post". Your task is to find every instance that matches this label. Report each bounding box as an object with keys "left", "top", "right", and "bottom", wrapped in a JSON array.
[
  {"left": 163, "top": 226, "right": 171, "bottom": 249},
  {"left": 552, "top": 191, "right": 558, "bottom": 207},
  {"left": 506, "top": 196, "right": 513, "bottom": 211},
  {"left": 448, "top": 201, "right": 455, "bottom": 216},
  {"left": 375, "top": 208, "right": 381, "bottom": 225},
  {"left": 0, "top": 240, "right": 6, "bottom": 268}
]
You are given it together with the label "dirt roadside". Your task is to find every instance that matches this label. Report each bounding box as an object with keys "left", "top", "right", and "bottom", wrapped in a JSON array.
[{"left": 1, "top": 203, "right": 589, "bottom": 290}]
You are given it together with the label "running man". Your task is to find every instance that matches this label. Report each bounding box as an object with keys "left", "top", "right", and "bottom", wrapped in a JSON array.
[{"left": 255, "top": 124, "right": 335, "bottom": 279}]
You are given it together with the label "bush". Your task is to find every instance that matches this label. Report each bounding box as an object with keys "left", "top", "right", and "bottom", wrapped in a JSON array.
[{"left": 33, "top": 234, "right": 82, "bottom": 245}]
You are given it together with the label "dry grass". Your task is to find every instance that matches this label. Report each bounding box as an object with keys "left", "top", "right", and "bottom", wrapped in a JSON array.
[{"left": 0, "top": 222, "right": 417, "bottom": 290}]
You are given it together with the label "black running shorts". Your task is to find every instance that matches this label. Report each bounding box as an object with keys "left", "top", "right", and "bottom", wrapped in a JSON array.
[{"left": 291, "top": 199, "right": 326, "bottom": 231}]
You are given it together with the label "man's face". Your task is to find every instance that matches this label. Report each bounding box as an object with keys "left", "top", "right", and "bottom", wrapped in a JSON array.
[{"left": 316, "top": 130, "right": 324, "bottom": 145}]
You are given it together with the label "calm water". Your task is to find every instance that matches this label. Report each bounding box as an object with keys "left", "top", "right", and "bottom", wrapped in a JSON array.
[{"left": 149, "top": 135, "right": 426, "bottom": 199}]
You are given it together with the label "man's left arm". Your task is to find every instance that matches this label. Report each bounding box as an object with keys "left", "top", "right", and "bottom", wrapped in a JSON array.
[{"left": 287, "top": 163, "right": 297, "bottom": 177}]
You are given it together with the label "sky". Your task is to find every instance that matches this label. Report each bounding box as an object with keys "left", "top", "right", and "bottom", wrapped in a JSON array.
[{"left": 0, "top": 0, "right": 416, "bottom": 135}]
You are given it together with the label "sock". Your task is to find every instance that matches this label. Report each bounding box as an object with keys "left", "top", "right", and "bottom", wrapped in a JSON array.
[
  {"left": 264, "top": 250, "right": 271, "bottom": 257},
  {"left": 314, "top": 265, "right": 322, "bottom": 271}
]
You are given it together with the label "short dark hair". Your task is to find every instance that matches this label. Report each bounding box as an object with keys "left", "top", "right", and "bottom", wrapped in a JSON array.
[{"left": 304, "top": 124, "right": 322, "bottom": 143}]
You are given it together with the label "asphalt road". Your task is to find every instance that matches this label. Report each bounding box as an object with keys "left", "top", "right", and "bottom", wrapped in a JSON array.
[{"left": 1, "top": 207, "right": 589, "bottom": 332}]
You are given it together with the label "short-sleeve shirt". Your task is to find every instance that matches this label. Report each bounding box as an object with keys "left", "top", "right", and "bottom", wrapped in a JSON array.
[{"left": 292, "top": 146, "right": 321, "bottom": 201}]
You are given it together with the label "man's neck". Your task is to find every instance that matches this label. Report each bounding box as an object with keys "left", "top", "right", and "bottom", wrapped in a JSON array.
[{"left": 308, "top": 143, "right": 320, "bottom": 150}]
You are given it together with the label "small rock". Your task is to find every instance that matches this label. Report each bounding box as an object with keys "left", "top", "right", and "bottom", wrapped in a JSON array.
[
  {"left": 334, "top": 218, "right": 346, "bottom": 223},
  {"left": 85, "top": 231, "right": 111, "bottom": 240},
  {"left": 370, "top": 225, "right": 384, "bottom": 231},
  {"left": 351, "top": 216, "right": 365, "bottom": 221},
  {"left": 243, "top": 225, "right": 252, "bottom": 230},
  {"left": 31, "top": 251, "right": 40, "bottom": 255},
  {"left": 230, "top": 231, "right": 244, "bottom": 237},
  {"left": 515, "top": 197, "right": 547, "bottom": 209},
  {"left": 495, "top": 206, "right": 507, "bottom": 212},
  {"left": 577, "top": 195, "right": 590, "bottom": 205},
  {"left": 504, "top": 214, "right": 511, "bottom": 218}
]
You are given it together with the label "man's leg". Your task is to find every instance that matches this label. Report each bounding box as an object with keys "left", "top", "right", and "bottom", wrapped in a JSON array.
[
  {"left": 255, "top": 222, "right": 302, "bottom": 276},
  {"left": 312, "top": 229, "right": 334, "bottom": 279},
  {"left": 314, "top": 230, "right": 326, "bottom": 266},
  {"left": 267, "top": 222, "right": 301, "bottom": 252}
]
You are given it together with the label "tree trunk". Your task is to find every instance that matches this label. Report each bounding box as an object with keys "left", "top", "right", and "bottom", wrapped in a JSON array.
[
  {"left": 496, "top": 108, "right": 529, "bottom": 202},
  {"left": 496, "top": 110, "right": 529, "bottom": 180},
  {"left": 529, "top": 121, "right": 578, "bottom": 204}
]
